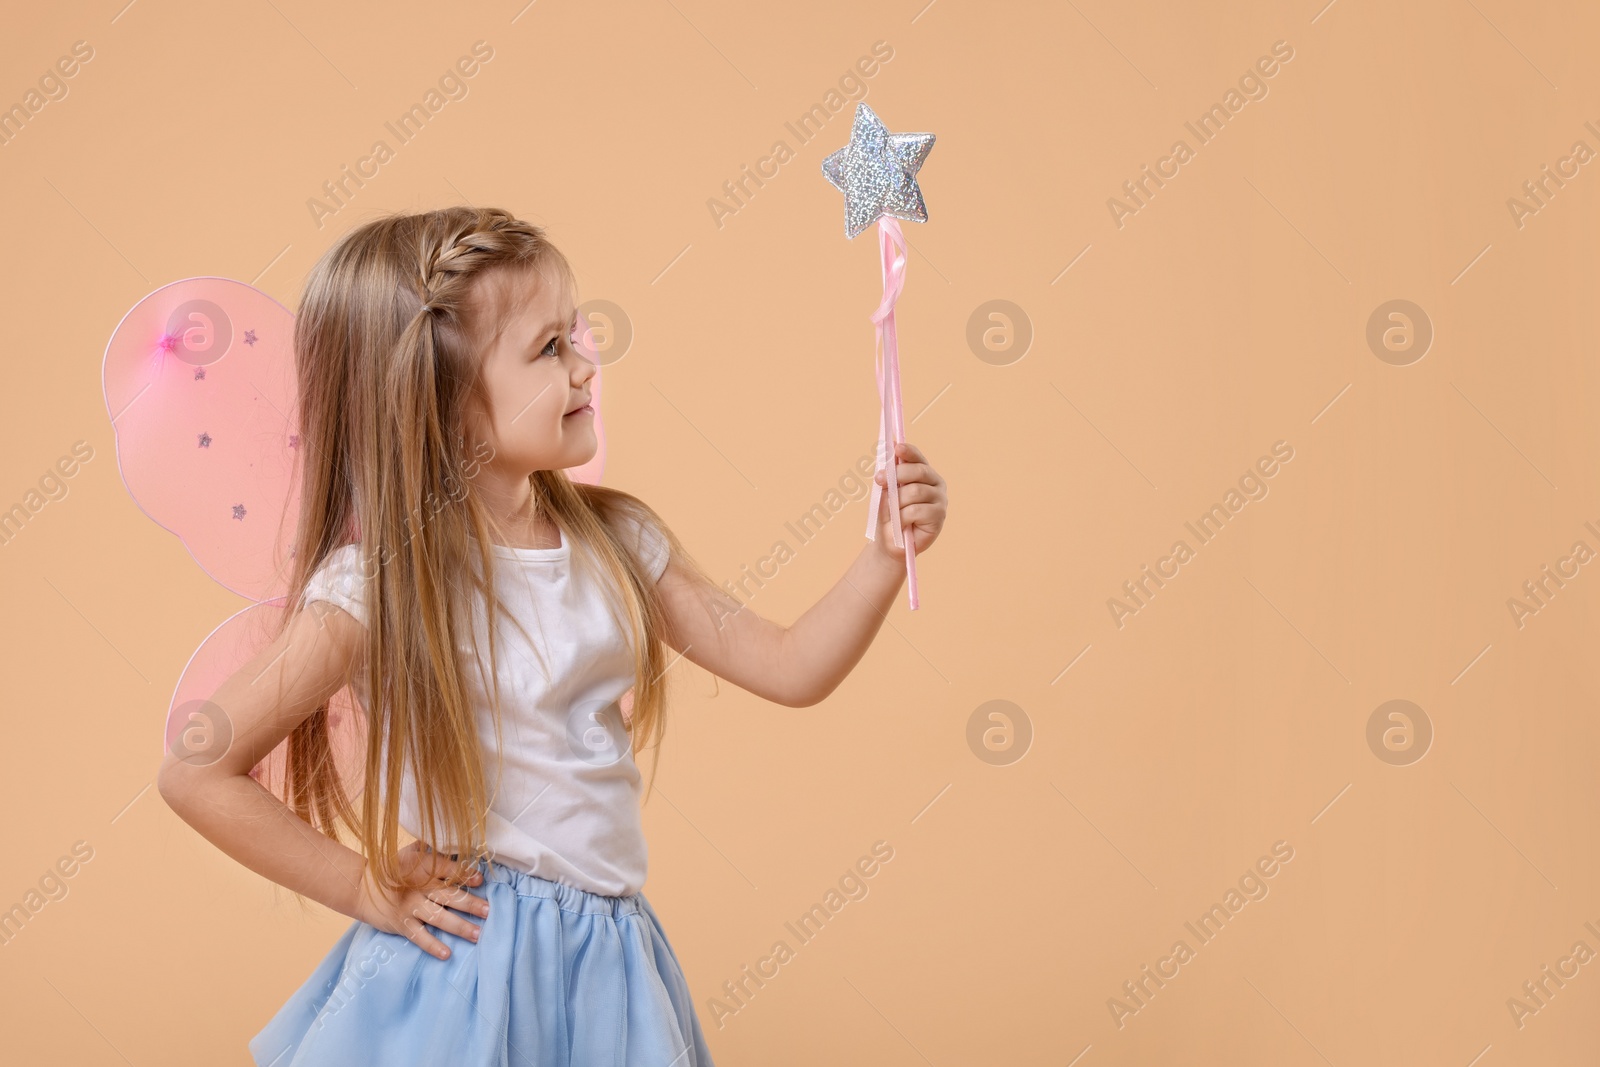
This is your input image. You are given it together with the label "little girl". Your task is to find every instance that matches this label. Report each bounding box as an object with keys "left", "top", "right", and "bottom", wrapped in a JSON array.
[{"left": 155, "top": 206, "right": 947, "bottom": 1066}]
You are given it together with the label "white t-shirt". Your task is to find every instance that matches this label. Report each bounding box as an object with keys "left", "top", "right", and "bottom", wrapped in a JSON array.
[{"left": 299, "top": 513, "right": 671, "bottom": 897}]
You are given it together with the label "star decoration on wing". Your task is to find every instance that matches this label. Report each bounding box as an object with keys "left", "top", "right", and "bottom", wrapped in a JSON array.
[
  {"left": 243, "top": 329, "right": 258, "bottom": 346},
  {"left": 821, "top": 102, "right": 936, "bottom": 240}
]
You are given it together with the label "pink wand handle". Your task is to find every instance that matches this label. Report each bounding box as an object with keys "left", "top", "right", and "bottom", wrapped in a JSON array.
[{"left": 863, "top": 217, "right": 919, "bottom": 610}]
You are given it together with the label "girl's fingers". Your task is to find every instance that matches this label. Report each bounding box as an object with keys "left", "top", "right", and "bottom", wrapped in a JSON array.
[
  {"left": 880, "top": 483, "right": 934, "bottom": 507},
  {"left": 434, "top": 860, "right": 481, "bottom": 887},
  {"left": 875, "top": 462, "right": 936, "bottom": 487},
  {"left": 892, "top": 443, "right": 940, "bottom": 480},
  {"left": 422, "top": 850, "right": 482, "bottom": 886},
  {"left": 412, "top": 893, "right": 483, "bottom": 951},
  {"left": 909, "top": 504, "right": 948, "bottom": 530},
  {"left": 430, "top": 881, "right": 491, "bottom": 920},
  {"left": 400, "top": 911, "right": 453, "bottom": 960},
  {"left": 449, "top": 867, "right": 482, "bottom": 886},
  {"left": 894, "top": 480, "right": 949, "bottom": 504},
  {"left": 892, "top": 504, "right": 935, "bottom": 528}
]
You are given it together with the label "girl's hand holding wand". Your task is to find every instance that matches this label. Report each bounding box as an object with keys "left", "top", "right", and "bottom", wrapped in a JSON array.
[{"left": 871, "top": 441, "right": 947, "bottom": 562}]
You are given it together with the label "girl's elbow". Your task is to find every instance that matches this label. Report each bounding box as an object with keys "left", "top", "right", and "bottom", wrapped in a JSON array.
[
  {"left": 156, "top": 757, "right": 218, "bottom": 814},
  {"left": 783, "top": 678, "right": 832, "bottom": 709},
  {"left": 156, "top": 762, "right": 195, "bottom": 811}
]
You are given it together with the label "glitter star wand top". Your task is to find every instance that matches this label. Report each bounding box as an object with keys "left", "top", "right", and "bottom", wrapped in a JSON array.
[{"left": 821, "top": 100, "right": 935, "bottom": 610}]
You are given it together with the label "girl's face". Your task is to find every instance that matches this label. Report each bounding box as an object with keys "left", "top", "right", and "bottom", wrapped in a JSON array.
[{"left": 468, "top": 267, "right": 598, "bottom": 478}]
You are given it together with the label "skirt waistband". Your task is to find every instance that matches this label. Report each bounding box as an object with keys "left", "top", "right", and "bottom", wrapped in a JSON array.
[{"left": 469, "top": 854, "right": 646, "bottom": 918}]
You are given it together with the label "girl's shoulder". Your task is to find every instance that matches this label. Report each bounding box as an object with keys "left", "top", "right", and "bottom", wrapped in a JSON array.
[
  {"left": 300, "top": 543, "right": 371, "bottom": 627},
  {"left": 573, "top": 486, "right": 673, "bottom": 576},
  {"left": 610, "top": 507, "right": 671, "bottom": 584}
]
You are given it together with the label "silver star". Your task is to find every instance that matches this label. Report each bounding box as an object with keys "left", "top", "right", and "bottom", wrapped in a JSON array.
[{"left": 821, "top": 102, "right": 936, "bottom": 240}]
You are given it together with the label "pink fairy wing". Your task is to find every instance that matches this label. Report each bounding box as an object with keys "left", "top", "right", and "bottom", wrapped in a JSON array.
[
  {"left": 101, "top": 278, "right": 340, "bottom": 786},
  {"left": 104, "top": 277, "right": 302, "bottom": 602},
  {"left": 163, "top": 601, "right": 368, "bottom": 794}
]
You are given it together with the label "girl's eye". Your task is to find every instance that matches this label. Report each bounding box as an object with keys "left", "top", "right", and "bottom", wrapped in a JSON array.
[{"left": 541, "top": 336, "right": 560, "bottom": 358}]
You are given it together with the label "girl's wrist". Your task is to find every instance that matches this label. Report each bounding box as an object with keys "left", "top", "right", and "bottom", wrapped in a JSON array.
[
  {"left": 344, "top": 851, "right": 379, "bottom": 925},
  {"left": 866, "top": 536, "right": 908, "bottom": 581}
]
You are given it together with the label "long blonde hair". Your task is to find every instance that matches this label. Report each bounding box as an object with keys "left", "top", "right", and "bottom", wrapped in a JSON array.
[{"left": 265, "top": 206, "right": 707, "bottom": 898}]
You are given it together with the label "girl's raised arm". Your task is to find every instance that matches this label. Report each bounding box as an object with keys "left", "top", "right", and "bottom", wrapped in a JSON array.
[
  {"left": 658, "top": 441, "right": 947, "bottom": 708},
  {"left": 156, "top": 604, "right": 371, "bottom": 919}
]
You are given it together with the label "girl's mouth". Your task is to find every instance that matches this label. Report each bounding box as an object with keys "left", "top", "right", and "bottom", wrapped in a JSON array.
[{"left": 564, "top": 404, "right": 594, "bottom": 417}]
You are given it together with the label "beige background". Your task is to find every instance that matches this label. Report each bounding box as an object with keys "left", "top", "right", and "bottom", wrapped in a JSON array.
[{"left": 2, "top": 0, "right": 1597, "bottom": 1063}]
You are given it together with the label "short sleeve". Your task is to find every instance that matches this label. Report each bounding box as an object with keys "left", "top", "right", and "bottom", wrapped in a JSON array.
[
  {"left": 300, "top": 544, "right": 370, "bottom": 627},
  {"left": 619, "top": 512, "right": 671, "bottom": 583}
]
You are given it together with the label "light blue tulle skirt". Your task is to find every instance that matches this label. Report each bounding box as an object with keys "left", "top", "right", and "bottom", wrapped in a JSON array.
[{"left": 249, "top": 856, "right": 716, "bottom": 1066}]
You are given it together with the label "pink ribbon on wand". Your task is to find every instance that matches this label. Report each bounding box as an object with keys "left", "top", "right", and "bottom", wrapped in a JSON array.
[{"left": 863, "top": 216, "right": 918, "bottom": 610}]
